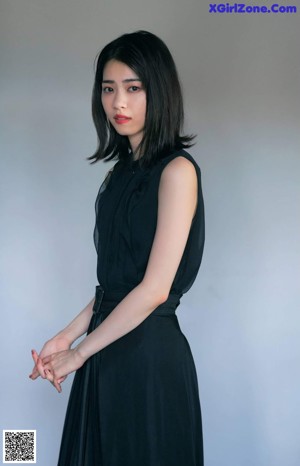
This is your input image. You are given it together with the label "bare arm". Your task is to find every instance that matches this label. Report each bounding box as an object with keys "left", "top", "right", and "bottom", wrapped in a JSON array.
[
  {"left": 53, "top": 296, "right": 95, "bottom": 345},
  {"left": 43, "top": 156, "right": 198, "bottom": 376}
]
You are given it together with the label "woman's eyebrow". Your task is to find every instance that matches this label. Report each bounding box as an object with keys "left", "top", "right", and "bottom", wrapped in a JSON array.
[{"left": 102, "top": 78, "right": 142, "bottom": 83}]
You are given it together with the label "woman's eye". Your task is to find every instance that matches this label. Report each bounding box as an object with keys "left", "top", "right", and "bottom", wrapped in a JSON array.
[
  {"left": 102, "top": 87, "right": 113, "bottom": 93},
  {"left": 129, "top": 86, "right": 141, "bottom": 92}
]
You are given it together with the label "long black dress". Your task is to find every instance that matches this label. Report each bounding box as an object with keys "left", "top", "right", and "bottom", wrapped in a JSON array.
[{"left": 57, "top": 149, "right": 205, "bottom": 466}]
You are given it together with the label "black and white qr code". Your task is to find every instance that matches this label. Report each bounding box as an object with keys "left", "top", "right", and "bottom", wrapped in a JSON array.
[{"left": 3, "top": 430, "right": 36, "bottom": 463}]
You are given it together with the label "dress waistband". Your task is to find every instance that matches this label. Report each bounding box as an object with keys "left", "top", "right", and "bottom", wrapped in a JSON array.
[{"left": 92, "top": 284, "right": 182, "bottom": 317}]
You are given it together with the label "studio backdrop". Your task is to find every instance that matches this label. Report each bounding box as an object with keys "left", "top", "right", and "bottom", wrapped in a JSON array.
[{"left": 1, "top": 1, "right": 299, "bottom": 465}]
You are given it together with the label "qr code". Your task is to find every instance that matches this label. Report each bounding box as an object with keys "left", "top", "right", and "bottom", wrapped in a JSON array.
[{"left": 3, "top": 430, "right": 36, "bottom": 463}]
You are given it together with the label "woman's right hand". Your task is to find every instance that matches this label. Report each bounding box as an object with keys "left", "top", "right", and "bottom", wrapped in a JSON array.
[{"left": 29, "top": 336, "right": 71, "bottom": 384}]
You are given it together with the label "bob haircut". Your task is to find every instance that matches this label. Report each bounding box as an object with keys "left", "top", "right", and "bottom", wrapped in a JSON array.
[{"left": 87, "top": 30, "right": 194, "bottom": 168}]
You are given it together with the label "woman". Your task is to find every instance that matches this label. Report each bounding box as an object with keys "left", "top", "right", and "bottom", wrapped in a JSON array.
[{"left": 29, "top": 30, "right": 205, "bottom": 466}]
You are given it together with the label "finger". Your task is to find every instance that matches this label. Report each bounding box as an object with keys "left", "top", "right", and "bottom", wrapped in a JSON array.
[
  {"left": 53, "top": 378, "right": 62, "bottom": 393},
  {"left": 29, "top": 350, "right": 40, "bottom": 380},
  {"left": 29, "top": 367, "right": 40, "bottom": 380},
  {"left": 44, "top": 368, "right": 52, "bottom": 379},
  {"left": 31, "top": 349, "right": 39, "bottom": 365},
  {"left": 29, "top": 364, "right": 37, "bottom": 378},
  {"left": 45, "top": 369, "right": 62, "bottom": 393},
  {"left": 36, "top": 356, "right": 46, "bottom": 379},
  {"left": 30, "top": 350, "right": 40, "bottom": 374}
]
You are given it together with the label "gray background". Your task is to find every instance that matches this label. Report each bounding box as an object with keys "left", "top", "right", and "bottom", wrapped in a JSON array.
[{"left": 1, "top": 1, "right": 299, "bottom": 465}]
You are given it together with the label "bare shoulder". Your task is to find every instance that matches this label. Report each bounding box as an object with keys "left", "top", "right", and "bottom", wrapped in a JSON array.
[{"left": 160, "top": 156, "right": 197, "bottom": 185}]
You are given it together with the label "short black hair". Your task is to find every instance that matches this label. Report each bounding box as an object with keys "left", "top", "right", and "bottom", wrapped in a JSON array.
[{"left": 87, "top": 30, "right": 195, "bottom": 168}]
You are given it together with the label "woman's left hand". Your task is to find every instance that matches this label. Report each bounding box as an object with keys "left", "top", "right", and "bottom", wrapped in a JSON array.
[{"left": 42, "top": 349, "right": 86, "bottom": 393}]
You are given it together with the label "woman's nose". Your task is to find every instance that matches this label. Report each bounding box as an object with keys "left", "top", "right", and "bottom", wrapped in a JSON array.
[{"left": 113, "top": 90, "right": 127, "bottom": 109}]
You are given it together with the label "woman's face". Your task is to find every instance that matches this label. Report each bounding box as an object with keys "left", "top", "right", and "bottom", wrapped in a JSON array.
[{"left": 101, "top": 59, "right": 147, "bottom": 154}]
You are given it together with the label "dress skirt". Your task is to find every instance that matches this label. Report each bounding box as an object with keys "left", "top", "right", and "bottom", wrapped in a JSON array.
[{"left": 57, "top": 286, "right": 204, "bottom": 466}]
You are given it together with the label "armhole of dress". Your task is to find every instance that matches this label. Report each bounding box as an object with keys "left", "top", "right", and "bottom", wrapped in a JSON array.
[
  {"left": 104, "top": 167, "right": 114, "bottom": 184},
  {"left": 103, "top": 160, "right": 120, "bottom": 189}
]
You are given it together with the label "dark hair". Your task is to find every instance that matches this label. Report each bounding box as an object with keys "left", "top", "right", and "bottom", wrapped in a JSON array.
[{"left": 87, "top": 30, "right": 195, "bottom": 168}]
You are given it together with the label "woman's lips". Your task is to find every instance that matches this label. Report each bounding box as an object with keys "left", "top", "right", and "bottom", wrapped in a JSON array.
[{"left": 113, "top": 114, "right": 132, "bottom": 124}]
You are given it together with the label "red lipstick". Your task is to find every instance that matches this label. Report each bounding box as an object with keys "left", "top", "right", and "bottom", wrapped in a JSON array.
[{"left": 114, "top": 114, "right": 132, "bottom": 124}]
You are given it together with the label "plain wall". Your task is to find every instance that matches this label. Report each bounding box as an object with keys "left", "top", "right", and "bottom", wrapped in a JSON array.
[{"left": 1, "top": 1, "right": 299, "bottom": 465}]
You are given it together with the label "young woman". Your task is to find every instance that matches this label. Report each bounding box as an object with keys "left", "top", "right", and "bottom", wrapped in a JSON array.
[{"left": 29, "top": 30, "right": 205, "bottom": 466}]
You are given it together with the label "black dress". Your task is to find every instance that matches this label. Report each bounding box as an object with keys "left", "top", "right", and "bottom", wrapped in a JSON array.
[{"left": 57, "top": 149, "right": 205, "bottom": 466}]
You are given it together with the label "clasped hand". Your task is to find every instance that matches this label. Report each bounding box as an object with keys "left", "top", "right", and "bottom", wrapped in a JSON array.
[{"left": 29, "top": 346, "right": 85, "bottom": 393}]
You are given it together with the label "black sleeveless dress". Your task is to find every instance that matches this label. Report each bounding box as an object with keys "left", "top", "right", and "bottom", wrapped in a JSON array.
[{"left": 57, "top": 149, "right": 205, "bottom": 466}]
